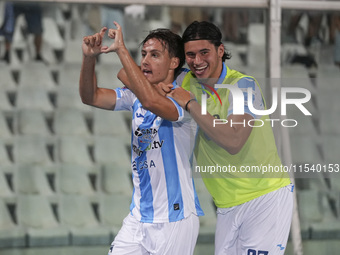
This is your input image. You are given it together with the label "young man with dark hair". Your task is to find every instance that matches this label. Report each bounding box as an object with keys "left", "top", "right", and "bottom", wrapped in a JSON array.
[
  {"left": 79, "top": 22, "right": 203, "bottom": 255},
  {"left": 169, "top": 21, "right": 293, "bottom": 255}
]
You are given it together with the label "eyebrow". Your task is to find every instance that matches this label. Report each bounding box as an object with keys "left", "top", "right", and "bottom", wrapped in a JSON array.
[
  {"left": 186, "top": 48, "right": 210, "bottom": 54},
  {"left": 142, "top": 49, "right": 163, "bottom": 54}
]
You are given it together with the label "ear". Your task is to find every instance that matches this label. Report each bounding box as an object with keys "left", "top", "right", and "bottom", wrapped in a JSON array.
[
  {"left": 218, "top": 44, "right": 224, "bottom": 58},
  {"left": 170, "top": 57, "right": 180, "bottom": 70}
]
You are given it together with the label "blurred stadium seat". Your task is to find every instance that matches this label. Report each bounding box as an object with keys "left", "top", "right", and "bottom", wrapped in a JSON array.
[
  {"left": 17, "top": 109, "right": 52, "bottom": 136},
  {"left": 100, "top": 163, "right": 132, "bottom": 195},
  {"left": 58, "top": 164, "right": 97, "bottom": 196},
  {"left": 16, "top": 88, "right": 54, "bottom": 113},
  {"left": 17, "top": 194, "right": 69, "bottom": 247},
  {"left": 16, "top": 164, "right": 55, "bottom": 195},
  {"left": 99, "top": 194, "right": 131, "bottom": 237},
  {"left": 0, "top": 199, "right": 26, "bottom": 248},
  {"left": 14, "top": 135, "right": 57, "bottom": 173},
  {"left": 59, "top": 194, "right": 110, "bottom": 245},
  {"left": 54, "top": 108, "right": 91, "bottom": 137},
  {"left": 93, "top": 108, "right": 129, "bottom": 137}
]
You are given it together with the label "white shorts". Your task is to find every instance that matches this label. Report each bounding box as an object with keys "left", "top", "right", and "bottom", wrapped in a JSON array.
[
  {"left": 215, "top": 184, "right": 294, "bottom": 255},
  {"left": 108, "top": 213, "right": 200, "bottom": 255}
]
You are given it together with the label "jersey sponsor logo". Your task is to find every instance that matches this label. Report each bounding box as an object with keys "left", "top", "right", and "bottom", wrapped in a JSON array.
[
  {"left": 132, "top": 160, "right": 156, "bottom": 171},
  {"left": 134, "top": 127, "right": 158, "bottom": 143},
  {"left": 134, "top": 127, "right": 158, "bottom": 136},
  {"left": 146, "top": 140, "right": 164, "bottom": 151},
  {"left": 133, "top": 140, "right": 164, "bottom": 156},
  {"left": 133, "top": 145, "right": 143, "bottom": 156}
]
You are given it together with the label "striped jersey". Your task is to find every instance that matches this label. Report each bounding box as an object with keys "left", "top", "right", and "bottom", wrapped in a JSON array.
[{"left": 114, "top": 82, "right": 204, "bottom": 223}]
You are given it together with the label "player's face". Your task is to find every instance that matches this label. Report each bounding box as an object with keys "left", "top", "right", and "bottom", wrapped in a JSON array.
[
  {"left": 140, "top": 38, "right": 175, "bottom": 85},
  {"left": 184, "top": 40, "right": 224, "bottom": 80}
]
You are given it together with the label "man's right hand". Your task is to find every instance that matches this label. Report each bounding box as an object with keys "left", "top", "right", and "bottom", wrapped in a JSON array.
[
  {"left": 168, "top": 87, "right": 193, "bottom": 109},
  {"left": 82, "top": 27, "right": 107, "bottom": 57}
]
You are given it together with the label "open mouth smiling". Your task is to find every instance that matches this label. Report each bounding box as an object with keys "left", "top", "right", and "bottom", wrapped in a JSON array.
[{"left": 194, "top": 65, "right": 208, "bottom": 75}]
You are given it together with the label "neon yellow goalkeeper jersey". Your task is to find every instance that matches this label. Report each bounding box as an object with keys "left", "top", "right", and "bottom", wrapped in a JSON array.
[{"left": 181, "top": 64, "right": 291, "bottom": 208}]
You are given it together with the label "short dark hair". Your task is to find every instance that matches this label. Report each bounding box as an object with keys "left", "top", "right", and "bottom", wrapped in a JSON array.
[
  {"left": 182, "top": 21, "right": 231, "bottom": 61},
  {"left": 141, "top": 28, "right": 185, "bottom": 77}
]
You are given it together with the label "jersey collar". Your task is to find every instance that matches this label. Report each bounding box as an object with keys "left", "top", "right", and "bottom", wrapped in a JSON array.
[{"left": 217, "top": 63, "right": 227, "bottom": 84}]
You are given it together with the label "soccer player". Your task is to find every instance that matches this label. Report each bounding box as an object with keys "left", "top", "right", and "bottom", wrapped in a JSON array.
[
  {"left": 168, "top": 21, "right": 294, "bottom": 255},
  {"left": 79, "top": 22, "right": 203, "bottom": 255}
]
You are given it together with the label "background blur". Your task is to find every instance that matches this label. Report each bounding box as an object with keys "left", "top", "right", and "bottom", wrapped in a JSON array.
[{"left": 1, "top": 1, "right": 340, "bottom": 254}]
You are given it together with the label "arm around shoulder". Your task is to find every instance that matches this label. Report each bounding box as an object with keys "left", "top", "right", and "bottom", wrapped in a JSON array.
[{"left": 185, "top": 99, "right": 253, "bottom": 155}]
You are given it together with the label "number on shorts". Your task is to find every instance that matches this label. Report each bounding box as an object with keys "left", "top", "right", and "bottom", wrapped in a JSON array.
[{"left": 247, "top": 249, "right": 269, "bottom": 255}]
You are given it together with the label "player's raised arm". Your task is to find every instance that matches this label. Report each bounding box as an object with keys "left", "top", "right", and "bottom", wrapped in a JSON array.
[
  {"left": 102, "top": 22, "right": 180, "bottom": 121},
  {"left": 79, "top": 27, "right": 117, "bottom": 110}
]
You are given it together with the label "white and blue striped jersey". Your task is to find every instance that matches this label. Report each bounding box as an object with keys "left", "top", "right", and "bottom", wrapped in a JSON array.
[{"left": 114, "top": 82, "right": 204, "bottom": 223}]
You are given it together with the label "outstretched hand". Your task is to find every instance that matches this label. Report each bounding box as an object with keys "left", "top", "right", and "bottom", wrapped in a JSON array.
[
  {"left": 102, "top": 21, "right": 126, "bottom": 54},
  {"left": 82, "top": 27, "right": 107, "bottom": 57},
  {"left": 82, "top": 22, "right": 126, "bottom": 58}
]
